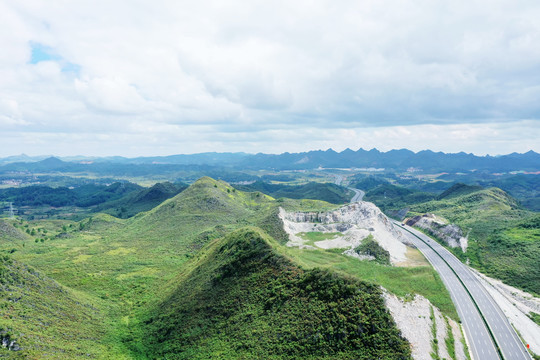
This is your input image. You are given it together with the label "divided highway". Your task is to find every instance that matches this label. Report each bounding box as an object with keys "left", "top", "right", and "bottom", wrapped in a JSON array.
[
  {"left": 396, "top": 223, "right": 531, "bottom": 360},
  {"left": 338, "top": 179, "right": 530, "bottom": 359},
  {"left": 332, "top": 174, "right": 364, "bottom": 202},
  {"left": 348, "top": 187, "right": 364, "bottom": 202}
]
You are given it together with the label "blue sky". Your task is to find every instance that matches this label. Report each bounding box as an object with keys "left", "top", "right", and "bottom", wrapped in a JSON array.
[
  {"left": 1, "top": 1, "right": 539, "bottom": 156},
  {"left": 30, "top": 43, "right": 60, "bottom": 64}
]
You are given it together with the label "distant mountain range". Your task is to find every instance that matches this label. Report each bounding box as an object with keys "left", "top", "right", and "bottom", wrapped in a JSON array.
[{"left": 0, "top": 148, "right": 538, "bottom": 172}]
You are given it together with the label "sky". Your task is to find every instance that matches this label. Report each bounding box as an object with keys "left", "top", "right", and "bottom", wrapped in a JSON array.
[{"left": 1, "top": 0, "right": 540, "bottom": 157}]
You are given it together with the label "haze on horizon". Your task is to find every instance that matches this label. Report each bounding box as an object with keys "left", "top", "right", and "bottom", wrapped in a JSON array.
[{"left": 1, "top": 1, "right": 540, "bottom": 157}]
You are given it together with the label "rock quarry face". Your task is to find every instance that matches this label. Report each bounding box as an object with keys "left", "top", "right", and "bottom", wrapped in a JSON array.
[
  {"left": 279, "top": 202, "right": 411, "bottom": 265},
  {"left": 405, "top": 214, "right": 468, "bottom": 252}
]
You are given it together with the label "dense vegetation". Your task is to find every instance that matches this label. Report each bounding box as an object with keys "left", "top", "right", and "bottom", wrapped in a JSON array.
[
  {"left": 363, "top": 183, "right": 435, "bottom": 215},
  {"left": 97, "top": 181, "right": 187, "bottom": 218},
  {"left": 354, "top": 235, "right": 391, "bottom": 265},
  {"left": 234, "top": 181, "right": 353, "bottom": 204},
  {"left": 0, "top": 181, "right": 187, "bottom": 219},
  {"left": 407, "top": 187, "right": 540, "bottom": 295},
  {"left": 138, "top": 228, "right": 411, "bottom": 359},
  {"left": 0, "top": 177, "right": 461, "bottom": 358},
  {"left": 436, "top": 183, "right": 484, "bottom": 200},
  {"left": 0, "top": 182, "right": 142, "bottom": 208}
]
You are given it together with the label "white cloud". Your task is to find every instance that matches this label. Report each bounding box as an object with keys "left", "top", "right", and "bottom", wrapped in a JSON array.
[
  {"left": 74, "top": 77, "right": 148, "bottom": 114},
  {"left": 0, "top": 0, "right": 539, "bottom": 156}
]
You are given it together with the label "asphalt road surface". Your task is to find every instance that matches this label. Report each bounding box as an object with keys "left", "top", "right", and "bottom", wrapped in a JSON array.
[
  {"left": 348, "top": 187, "right": 365, "bottom": 202},
  {"left": 396, "top": 222, "right": 531, "bottom": 360},
  {"left": 332, "top": 174, "right": 364, "bottom": 202}
]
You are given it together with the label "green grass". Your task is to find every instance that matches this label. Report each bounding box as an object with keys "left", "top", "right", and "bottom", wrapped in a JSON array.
[
  {"left": 0, "top": 177, "right": 458, "bottom": 358},
  {"left": 406, "top": 188, "right": 540, "bottom": 295},
  {"left": 136, "top": 228, "right": 412, "bottom": 359},
  {"left": 430, "top": 306, "right": 439, "bottom": 359},
  {"left": 445, "top": 317, "right": 456, "bottom": 360},
  {"left": 279, "top": 245, "right": 458, "bottom": 320},
  {"left": 296, "top": 231, "right": 344, "bottom": 246},
  {"left": 0, "top": 255, "right": 129, "bottom": 359},
  {"left": 528, "top": 312, "right": 540, "bottom": 326}
]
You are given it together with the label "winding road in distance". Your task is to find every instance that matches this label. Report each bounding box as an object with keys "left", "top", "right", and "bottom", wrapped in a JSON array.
[
  {"left": 348, "top": 187, "right": 364, "bottom": 202},
  {"left": 395, "top": 222, "right": 531, "bottom": 360},
  {"left": 332, "top": 174, "right": 365, "bottom": 202}
]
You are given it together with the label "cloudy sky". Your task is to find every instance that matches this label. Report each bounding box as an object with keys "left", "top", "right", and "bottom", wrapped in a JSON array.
[{"left": 1, "top": 0, "right": 540, "bottom": 157}]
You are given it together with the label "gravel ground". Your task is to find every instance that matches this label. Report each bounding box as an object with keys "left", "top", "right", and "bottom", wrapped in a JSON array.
[
  {"left": 434, "top": 306, "right": 450, "bottom": 359},
  {"left": 384, "top": 291, "right": 466, "bottom": 360},
  {"left": 449, "top": 319, "right": 467, "bottom": 360},
  {"left": 384, "top": 292, "right": 434, "bottom": 360}
]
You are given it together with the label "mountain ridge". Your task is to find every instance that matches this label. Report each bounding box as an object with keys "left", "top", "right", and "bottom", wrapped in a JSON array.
[{"left": 1, "top": 148, "right": 538, "bottom": 172}]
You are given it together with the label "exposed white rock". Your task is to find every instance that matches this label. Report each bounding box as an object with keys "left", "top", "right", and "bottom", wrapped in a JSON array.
[
  {"left": 449, "top": 319, "right": 467, "bottom": 360},
  {"left": 433, "top": 307, "right": 450, "bottom": 360},
  {"left": 279, "top": 202, "right": 409, "bottom": 264},
  {"left": 384, "top": 292, "right": 433, "bottom": 360},
  {"left": 383, "top": 291, "right": 466, "bottom": 360},
  {"left": 405, "top": 214, "right": 468, "bottom": 252}
]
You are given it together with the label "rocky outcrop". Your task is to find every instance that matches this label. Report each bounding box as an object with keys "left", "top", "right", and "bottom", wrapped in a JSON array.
[
  {"left": 279, "top": 202, "right": 410, "bottom": 264},
  {"left": 406, "top": 214, "right": 468, "bottom": 252},
  {"left": 1, "top": 332, "right": 21, "bottom": 351}
]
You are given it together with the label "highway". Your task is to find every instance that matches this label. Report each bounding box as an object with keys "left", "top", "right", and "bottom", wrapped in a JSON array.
[
  {"left": 348, "top": 187, "right": 365, "bottom": 202},
  {"left": 332, "top": 174, "right": 365, "bottom": 202},
  {"left": 396, "top": 223, "right": 531, "bottom": 360}
]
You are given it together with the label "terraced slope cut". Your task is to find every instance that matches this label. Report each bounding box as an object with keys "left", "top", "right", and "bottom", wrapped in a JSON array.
[{"left": 139, "top": 228, "right": 411, "bottom": 360}]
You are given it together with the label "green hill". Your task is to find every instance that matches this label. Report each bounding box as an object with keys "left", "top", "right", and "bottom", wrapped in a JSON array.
[
  {"left": 437, "top": 183, "right": 484, "bottom": 200},
  {"left": 409, "top": 187, "right": 540, "bottom": 294},
  {"left": 353, "top": 176, "right": 389, "bottom": 191},
  {"left": 126, "top": 177, "right": 276, "bottom": 245},
  {"left": 138, "top": 228, "right": 411, "bottom": 359},
  {"left": 234, "top": 181, "right": 353, "bottom": 204},
  {"left": 98, "top": 181, "right": 187, "bottom": 218},
  {"left": 0, "top": 177, "right": 455, "bottom": 358},
  {"left": 0, "top": 219, "right": 31, "bottom": 242},
  {"left": 0, "top": 255, "right": 124, "bottom": 359},
  {"left": 364, "top": 184, "right": 436, "bottom": 214}
]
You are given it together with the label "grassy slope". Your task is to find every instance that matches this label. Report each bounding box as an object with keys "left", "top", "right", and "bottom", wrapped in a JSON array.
[
  {"left": 0, "top": 177, "right": 457, "bottom": 357},
  {"left": 97, "top": 182, "right": 187, "bottom": 218},
  {"left": 0, "top": 255, "right": 126, "bottom": 359},
  {"left": 137, "top": 228, "right": 411, "bottom": 360},
  {"left": 409, "top": 187, "right": 540, "bottom": 295},
  {"left": 280, "top": 246, "right": 457, "bottom": 320},
  {"left": 0, "top": 178, "right": 292, "bottom": 357}
]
